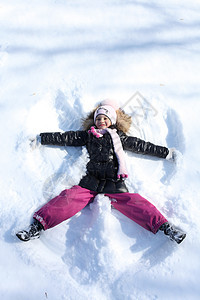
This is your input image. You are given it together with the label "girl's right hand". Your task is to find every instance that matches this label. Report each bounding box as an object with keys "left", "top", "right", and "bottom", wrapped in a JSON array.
[{"left": 29, "top": 135, "right": 41, "bottom": 150}]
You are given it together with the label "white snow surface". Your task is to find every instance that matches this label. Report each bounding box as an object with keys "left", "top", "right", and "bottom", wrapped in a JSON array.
[{"left": 0, "top": 1, "right": 200, "bottom": 299}]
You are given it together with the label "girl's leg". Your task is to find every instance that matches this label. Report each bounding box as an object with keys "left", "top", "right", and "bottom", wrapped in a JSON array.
[
  {"left": 33, "top": 185, "right": 97, "bottom": 230},
  {"left": 106, "top": 192, "right": 167, "bottom": 234}
]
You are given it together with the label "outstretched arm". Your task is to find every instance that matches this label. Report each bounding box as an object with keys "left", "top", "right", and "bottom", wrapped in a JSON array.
[
  {"left": 119, "top": 132, "right": 169, "bottom": 159},
  {"left": 40, "top": 131, "right": 89, "bottom": 147}
]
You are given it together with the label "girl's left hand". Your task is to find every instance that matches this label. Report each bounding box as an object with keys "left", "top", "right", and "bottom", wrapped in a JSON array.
[{"left": 166, "top": 148, "right": 177, "bottom": 161}]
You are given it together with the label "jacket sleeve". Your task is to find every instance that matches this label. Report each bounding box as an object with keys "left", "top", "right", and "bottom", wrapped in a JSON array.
[
  {"left": 40, "top": 131, "right": 89, "bottom": 147},
  {"left": 119, "top": 131, "right": 169, "bottom": 158}
]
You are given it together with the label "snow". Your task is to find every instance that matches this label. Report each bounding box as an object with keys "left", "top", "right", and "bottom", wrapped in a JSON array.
[{"left": 0, "top": 0, "right": 200, "bottom": 299}]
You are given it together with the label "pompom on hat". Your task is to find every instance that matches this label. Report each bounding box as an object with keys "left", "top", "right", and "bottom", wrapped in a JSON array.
[
  {"left": 100, "top": 99, "right": 119, "bottom": 110},
  {"left": 94, "top": 99, "right": 119, "bottom": 125}
]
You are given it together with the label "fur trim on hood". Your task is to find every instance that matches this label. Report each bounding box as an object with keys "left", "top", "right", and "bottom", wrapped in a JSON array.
[{"left": 82, "top": 106, "right": 132, "bottom": 134}]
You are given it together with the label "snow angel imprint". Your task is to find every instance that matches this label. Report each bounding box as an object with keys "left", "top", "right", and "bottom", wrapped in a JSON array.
[{"left": 16, "top": 99, "right": 186, "bottom": 244}]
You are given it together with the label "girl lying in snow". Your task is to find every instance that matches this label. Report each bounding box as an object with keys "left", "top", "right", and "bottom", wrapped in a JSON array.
[{"left": 16, "top": 99, "right": 186, "bottom": 244}]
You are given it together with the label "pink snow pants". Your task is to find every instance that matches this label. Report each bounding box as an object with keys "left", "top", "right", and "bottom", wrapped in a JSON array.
[{"left": 33, "top": 185, "right": 167, "bottom": 234}]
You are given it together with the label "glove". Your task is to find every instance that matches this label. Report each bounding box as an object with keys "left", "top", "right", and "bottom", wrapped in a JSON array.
[
  {"left": 29, "top": 135, "right": 41, "bottom": 150},
  {"left": 166, "top": 148, "right": 177, "bottom": 161}
]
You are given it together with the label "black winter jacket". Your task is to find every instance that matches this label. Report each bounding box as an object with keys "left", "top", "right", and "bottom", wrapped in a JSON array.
[{"left": 40, "top": 130, "right": 169, "bottom": 194}]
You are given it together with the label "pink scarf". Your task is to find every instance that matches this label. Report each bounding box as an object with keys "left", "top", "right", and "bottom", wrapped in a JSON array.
[{"left": 88, "top": 126, "right": 128, "bottom": 179}]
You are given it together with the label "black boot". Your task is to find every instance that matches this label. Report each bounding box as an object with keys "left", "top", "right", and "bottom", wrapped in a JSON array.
[
  {"left": 159, "top": 222, "right": 186, "bottom": 244},
  {"left": 16, "top": 220, "right": 44, "bottom": 242}
]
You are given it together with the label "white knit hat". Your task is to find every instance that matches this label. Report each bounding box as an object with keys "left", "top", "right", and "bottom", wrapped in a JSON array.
[{"left": 94, "top": 99, "right": 119, "bottom": 125}]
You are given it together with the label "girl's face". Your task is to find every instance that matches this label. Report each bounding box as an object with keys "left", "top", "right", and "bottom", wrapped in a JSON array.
[{"left": 95, "top": 114, "right": 112, "bottom": 129}]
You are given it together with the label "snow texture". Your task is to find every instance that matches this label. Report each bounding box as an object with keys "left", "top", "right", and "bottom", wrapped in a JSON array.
[{"left": 0, "top": 0, "right": 200, "bottom": 299}]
